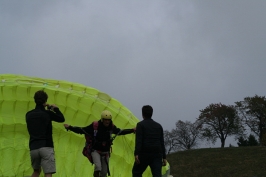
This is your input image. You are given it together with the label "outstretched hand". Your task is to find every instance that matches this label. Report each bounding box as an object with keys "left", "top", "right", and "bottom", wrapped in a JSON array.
[
  {"left": 133, "top": 127, "right": 136, "bottom": 133},
  {"left": 162, "top": 159, "right": 167, "bottom": 166},
  {"left": 64, "top": 124, "right": 70, "bottom": 130},
  {"left": 135, "top": 155, "right": 140, "bottom": 164}
]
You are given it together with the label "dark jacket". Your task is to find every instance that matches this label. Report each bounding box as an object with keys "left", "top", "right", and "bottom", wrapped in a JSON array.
[
  {"left": 134, "top": 118, "right": 166, "bottom": 159},
  {"left": 68, "top": 120, "right": 134, "bottom": 152},
  {"left": 26, "top": 105, "right": 65, "bottom": 150}
]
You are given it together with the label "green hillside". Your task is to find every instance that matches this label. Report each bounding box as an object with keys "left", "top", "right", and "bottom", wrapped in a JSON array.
[{"left": 167, "top": 146, "right": 266, "bottom": 177}]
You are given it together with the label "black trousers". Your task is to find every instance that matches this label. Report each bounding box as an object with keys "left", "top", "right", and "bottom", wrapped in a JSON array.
[{"left": 132, "top": 153, "right": 163, "bottom": 177}]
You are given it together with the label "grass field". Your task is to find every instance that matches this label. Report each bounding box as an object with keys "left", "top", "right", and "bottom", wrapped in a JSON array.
[{"left": 167, "top": 146, "right": 266, "bottom": 177}]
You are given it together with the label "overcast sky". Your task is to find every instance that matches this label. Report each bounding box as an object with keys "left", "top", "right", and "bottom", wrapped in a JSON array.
[{"left": 1, "top": 0, "right": 266, "bottom": 147}]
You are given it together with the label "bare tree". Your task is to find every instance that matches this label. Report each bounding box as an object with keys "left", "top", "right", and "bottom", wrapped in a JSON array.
[
  {"left": 164, "top": 120, "right": 201, "bottom": 153},
  {"left": 164, "top": 130, "right": 179, "bottom": 154},
  {"left": 172, "top": 120, "right": 201, "bottom": 150}
]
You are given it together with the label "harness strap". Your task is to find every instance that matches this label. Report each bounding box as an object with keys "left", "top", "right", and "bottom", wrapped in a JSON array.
[{"left": 104, "top": 154, "right": 110, "bottom": 176}]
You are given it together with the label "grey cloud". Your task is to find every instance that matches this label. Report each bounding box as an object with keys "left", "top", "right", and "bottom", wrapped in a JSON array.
[{"left": 1, "top": 0, "right": 266, "bottom": 147}]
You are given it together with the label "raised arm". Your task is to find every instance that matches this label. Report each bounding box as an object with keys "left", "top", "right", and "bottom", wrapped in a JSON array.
[{"left": 47, "top": 105, "right": 65, "bottom": 123}]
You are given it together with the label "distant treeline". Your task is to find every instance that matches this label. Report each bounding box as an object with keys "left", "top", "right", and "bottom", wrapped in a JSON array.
[{"left": 164, "top": 95, "right": 266, "bottom": 154}]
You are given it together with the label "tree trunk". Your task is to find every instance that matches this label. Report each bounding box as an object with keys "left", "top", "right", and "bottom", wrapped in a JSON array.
[
  {"left": 221, "top": 138, "right": 225, "bottom": 148},
  {"left": 259, "top": 119, "right": 262, "bottom": 144}
]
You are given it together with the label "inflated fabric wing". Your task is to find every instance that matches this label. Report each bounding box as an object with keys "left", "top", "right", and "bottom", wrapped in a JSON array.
[{"left": 0, "top": 74, "right": 170, "bottom": 177}]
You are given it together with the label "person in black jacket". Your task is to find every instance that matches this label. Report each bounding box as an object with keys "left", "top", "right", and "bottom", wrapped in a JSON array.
[
  {"left": 64, "top": 110, "right": 135, "bottom": 177},
  {"left": 26, "top": 90, "right": 65, "bottom": 177},
  {"left": 132, "top": 105, "right": 167, "bottom": 177}
]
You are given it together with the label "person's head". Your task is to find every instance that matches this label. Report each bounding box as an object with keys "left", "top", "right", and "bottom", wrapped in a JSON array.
[
  {"left": 101, "top": 110, "right": 112, "bottom": 127},
  {"left": 142, "top": 105, "right": 153, "bottom": 119},
  {"left": 34, "top": 90, "right": 48, "bottom": 106}
]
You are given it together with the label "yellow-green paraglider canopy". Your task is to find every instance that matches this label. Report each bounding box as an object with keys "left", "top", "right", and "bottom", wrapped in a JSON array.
[{"left": 0, "top": 74, "right": 170, "bottom": 177}]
